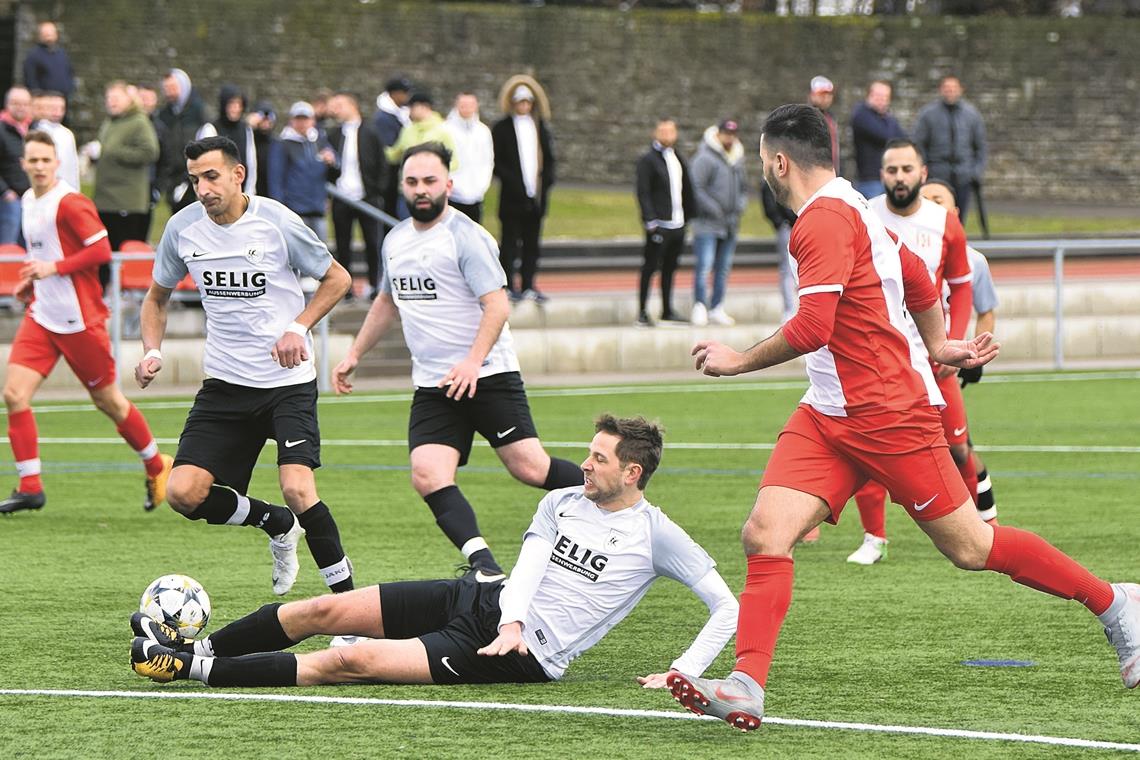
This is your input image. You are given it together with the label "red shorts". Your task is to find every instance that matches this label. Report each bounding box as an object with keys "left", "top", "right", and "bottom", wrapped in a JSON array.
[
  {"left": 936, "top": 371, "right": 969, "bottom": 446},
  {"left": 761, "top": 404, "right": 970, "bottom": 523},
  {"left": 9, "top": 316, "right": 116, "bottom": 391}
]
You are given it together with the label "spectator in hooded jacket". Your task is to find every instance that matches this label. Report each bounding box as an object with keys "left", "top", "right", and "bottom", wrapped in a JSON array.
[
  {"left": 269, "top": 101, "right": 339, "bottom": 240},
  {"left": 372, "top": 76, "right": 412, "bottom": 223},
  {"left": 443, "top": 92, "right": 493, "bottom": 224},
  {"left": 156, "top": 68, "right": 208, "bottom": 213},
  {"left": 197, "top": 84, "right": 257, "bottom": 196},
  {"left": 250, "top": 101, "right": 277, "bottom": 198},
  {"left": 22, "top": 22, "right": 74, "bottom": 103}
]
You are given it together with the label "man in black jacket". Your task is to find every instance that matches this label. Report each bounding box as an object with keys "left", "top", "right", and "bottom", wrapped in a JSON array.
[
  {"left": 634, "top": 118, "right": 694, "bottom": 327},
  {"left": 492, "top": 76, "right": 555, "bottom": 303},
  {"left": 156, "top": 69, "right": 208, "bottom": 213},
  {"left": 327, "top": 92, "right": 388, "bottom": 300},
  {"left": 197, "top": 85, "right": 257, "bottom": 196}
]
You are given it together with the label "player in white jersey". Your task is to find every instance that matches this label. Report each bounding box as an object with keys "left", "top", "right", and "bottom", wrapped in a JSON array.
[
  {"left": 135, "top": 136, "right": 357, "bottom": 598},
  {"left": 129, "top": 414, "right": 738, "bottom": 688},
  {"left": 333, "top": 143, "right": 583, "bottom": 580}
]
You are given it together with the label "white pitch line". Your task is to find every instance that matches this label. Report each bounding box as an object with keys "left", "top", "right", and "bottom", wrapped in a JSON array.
[
  {"left": 0, "top": 689, "right": 1135, "bottom": 752},
  {"left": 12, "top": 437, "right": 1140, "bottom": 454}
]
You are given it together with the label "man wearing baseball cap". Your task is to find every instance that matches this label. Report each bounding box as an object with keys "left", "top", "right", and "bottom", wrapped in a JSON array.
[
  {"left": 809, "top": 75, "right": 840, "bottom": 175},
  {"left": 268, "top": 100, "right": 339, "bottom": 240}
]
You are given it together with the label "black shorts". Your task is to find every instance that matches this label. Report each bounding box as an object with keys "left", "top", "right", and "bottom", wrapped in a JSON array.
[
  {"left": 379, "top": 577, "right": 551, "bottom": 685},
  {"left": 408, "top": 371, "right": 538, "bottom": 466},
  {"left": 174, "top": 378, "right": 321, "bottom": 493}
]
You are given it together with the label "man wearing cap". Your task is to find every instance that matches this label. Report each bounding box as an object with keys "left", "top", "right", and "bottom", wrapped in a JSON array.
[
  {"left": 689, "top": 119, "right": 748, "bottom": 327},
  {"left": 809, "top": 75, "right": 840, "bottom": 175},
  {"left": 492, "top": 75, "right": 555, "bottom": 303},
  {"left": 373, "top": 76, "right": 412, "bottom": 224},
  {"left": 912, "top": 75, "right": 987, "bottom": 224},
  {"left": 269, "top": 101, "right": 339, "bottom": 241},
  {"left": 850, "top": 80, "right": 905, "bottom": 200}
]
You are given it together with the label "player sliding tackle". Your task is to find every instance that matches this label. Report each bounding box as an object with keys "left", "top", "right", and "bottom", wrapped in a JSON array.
[
  {"left": 131, "top": 415, "right": 738, "bottom": 689},
  {"left": 666, "top": 103, "right": 1140, "bottom": 732}
]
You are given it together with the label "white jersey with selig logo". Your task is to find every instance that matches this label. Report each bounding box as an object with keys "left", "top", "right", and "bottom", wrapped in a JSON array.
[
  {"left": 153, "top": 196, "right": 333, "bottom": 388},
  {"left": 500, "top": 487, "right": 722, "bottom": 680},
  {"left": 380, "top": 208, "right": 519, "bottom": 388}
]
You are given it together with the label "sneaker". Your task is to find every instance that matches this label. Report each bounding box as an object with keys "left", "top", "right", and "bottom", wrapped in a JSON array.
[
  {"left": 800, "top": 525, "right": 821, "bottom": 544},
  {"left": 660, "top": 310, "right": 687, "bottom": 325},
  {"left": 269, "top": 514, "right": 305, "bottom": 595},
  {"left": 130, "top": 611, "right": 193, "bottom": 652},
  {"left": 523, "top": 288, "right": 549, "bottom": 304},
  {"left": 457, "top": 563, "right": 507, "bottom": 583},
  {"left": 1104, "top": 582, "right": 1140, "bottom": 688},
  {"left": 846, "top": 532, "right": 888, "bottom": 565},
  {"left": 690, "top": 302, "right": 709, "bottom": 326},
  {"left": 708, "top": 306, "right": 736, "bottom": 326},
  {"left": 0, "top": 489, "right": 45, "bottom": 514},
  {"left": 666, "top": 671, "right": 764, "bottom": 732},
  {"left": 636, "top": 312, "right": 655, "bottom": 328},
  {"left": 144, "top": 454, "right": 175, "bottom": 512},
  {"left": 130, "top": 636, "right": 190, "bottom": 683}
]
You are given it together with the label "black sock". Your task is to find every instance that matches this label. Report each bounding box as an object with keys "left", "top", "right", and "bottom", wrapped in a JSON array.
[
  {"left": 207, "top": 652, "right": 298, "bottom": 687},
  {"left": 424, "top": 485, "right": 497, "bottom": 565},
  {"left": 207, "top": 603, "right": 296, "bottom": 657},
  {"left": 977, "top": 468, "right": 996, "bottom": 511},
  {"left": 542, "top": 457, "right": 584, "bottom": 490},
  {"left": 298, "top": 501, "right": 353, "bottom": 592},
  {"left": 188, "top": 486, "right": 293, "bottom": 536}
]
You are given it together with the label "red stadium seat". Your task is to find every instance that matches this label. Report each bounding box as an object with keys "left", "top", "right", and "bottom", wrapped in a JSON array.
[
  {"left": 117, "top": 240, "right": 155, "bottom": 292},
  {"left": 0, "top": 244, "right": 26, "bottom": 300}
]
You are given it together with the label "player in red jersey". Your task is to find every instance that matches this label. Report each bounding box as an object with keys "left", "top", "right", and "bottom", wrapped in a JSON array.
[
  {"left": 0, "top": 131, "right": 172, "bottom": 514},
  {"left": 663, "top": 104, "right": 1140, "bottom": 731}
]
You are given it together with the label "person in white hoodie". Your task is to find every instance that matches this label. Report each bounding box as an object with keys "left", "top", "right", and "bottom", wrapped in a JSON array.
[{"left": 443, "top": 92, "right": 493, "bottom": 224}]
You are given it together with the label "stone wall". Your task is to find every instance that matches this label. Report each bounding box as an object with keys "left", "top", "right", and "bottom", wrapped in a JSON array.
[{"left": 14, "top": 1, "right": 1139, "bottom": 200}]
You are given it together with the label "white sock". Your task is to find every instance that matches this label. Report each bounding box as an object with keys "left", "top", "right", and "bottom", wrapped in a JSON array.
[
  {"left": 194, "top": 637, "right": 216, "bottom": 657},
  {"left": 189, "top": 655, "right": 214, "bottom": 684}
]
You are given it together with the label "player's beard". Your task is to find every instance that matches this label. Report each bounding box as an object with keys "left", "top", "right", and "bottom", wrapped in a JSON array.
[
  {"left": 764, "top": 164, "right": 791, "bottom": 209},
  {"left": 408, "top": 191, "right": 448, "bottom": 222},
  {"left": 886, "top": 180, "right": 921, "bottom": 210}
]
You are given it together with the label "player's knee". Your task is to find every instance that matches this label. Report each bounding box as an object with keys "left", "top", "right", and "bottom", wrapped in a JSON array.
[
  {"left": 304, "top": 593, "right": 343, "bottom": 630},
  {"left": 165, "top": 476, "right": 205, "bottom": 516},
  {"left": 410, "top": 466, "right": 443, "bottom": 497},
  {"left": 280, "top": 483, "right": 316, "bottom": 511},
  {"left": 937, "top": 539, "right": 989, "bottom": 571},
  {"left": 506, "top": 457, "right": 546, "bottom": 487},
  {"left": 3, "top": 383, "right": 30, "bottom": 411},
  {"left": 741, "top": 516, "right": 795, "bottom": 556}
]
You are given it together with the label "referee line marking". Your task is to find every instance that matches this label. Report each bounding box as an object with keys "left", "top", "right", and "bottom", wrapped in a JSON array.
[
  {"left": 22, "top": 369, "right": 1140, "bottom": 414},
  {"left": 11, "top": 437, "right": 1140, "bottom": 454},
  {"left": 0, "top": 689, "right": 1136, "bottom": 752}
]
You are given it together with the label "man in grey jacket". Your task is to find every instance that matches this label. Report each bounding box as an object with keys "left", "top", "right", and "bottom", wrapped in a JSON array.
[
  {"left": 689, "top": 119, "right": 747, "bottom": 327},
  {"left": 912, "top": 76, "right": 987, "bottom": 224}
]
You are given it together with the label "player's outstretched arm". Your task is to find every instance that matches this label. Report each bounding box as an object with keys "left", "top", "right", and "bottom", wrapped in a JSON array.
[
  {"left": 640, "top": 568, "right": 738, "bottom": 688},
  {"left": 136, "top": 284, "right": 174, "bottom": 389},
  {"left": 440, "top": 287, "right": 510, "bottom": 399},
  {"left": 692, "top": 329, "right": 801, "bottom": 377},
  {"left": 913, "top": 302, "right": 999, "bottom": 370},
  {"left": 332, "top": 293, "right": 399, "bottom": 395}
]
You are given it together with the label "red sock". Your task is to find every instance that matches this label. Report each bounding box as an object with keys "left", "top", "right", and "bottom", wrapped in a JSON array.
[
  {"left": 116, "top": 404, "right": 163, "bottom": 477},
  {"left": 985, "top": 525, "right": 1114, "bottom": 615},
  {"left": 8, "top": 408, "right": 42, "bottom": 493},
  {"left": 854, "top": 481, "right": 887, "bottom": 538},
  {"left": 958, "top": 450, "right": 978, "bottom": 506},
  {"left": 733, "top": 555, "right": 794, "bottom": 688}
]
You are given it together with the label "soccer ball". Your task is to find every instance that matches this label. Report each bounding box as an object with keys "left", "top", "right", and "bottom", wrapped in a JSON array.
[{"left": 139, "top": 574, "right": 212, "bottom": 638}]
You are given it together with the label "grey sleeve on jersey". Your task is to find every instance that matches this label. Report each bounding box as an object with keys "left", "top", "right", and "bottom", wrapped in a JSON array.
[
  {"left": 152, "top": 220, "right": 188, "bottom": 289},
  {"left": 970, "top": 252, "right": 999, "bottom": 313},
  {"left": 522, "top": 492, "right": 560, "bottom": 543},
  {"left": 456, "top": 224, "right": 507, "bottom": 298},
  {"left": 651, "top": 513, "right": 716, "bottom": 585},
  {"left": 281, "top": 209, "right": 334, "bottom": 280}
]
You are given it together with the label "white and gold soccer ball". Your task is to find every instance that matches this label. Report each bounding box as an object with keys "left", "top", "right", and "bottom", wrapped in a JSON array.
[{"left": 139, "top": 574, "right": 212, "bottom": 637}]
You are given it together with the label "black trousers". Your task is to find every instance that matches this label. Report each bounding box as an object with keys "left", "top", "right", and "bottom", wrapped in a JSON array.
[
  {"left": 98, "top": 210, "right": 151, "bottom": 291},
  {"left": 639, "top": 226, "right": 685, "bottom": 316},
  {"left": 331, "top": 198, "right": 382, "bottom": 290},
  {"left": 499, "top": 207, "right": 544, "bottom": 293},
  {"left": 450, "top": 200, "right": 483, "bottom": 225}
]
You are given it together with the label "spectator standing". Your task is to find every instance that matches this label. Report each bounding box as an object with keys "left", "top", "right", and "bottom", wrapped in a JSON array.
[
  {"left": 492, "top": 75, "right": 555, "bottom": 303},
  {"left": 327, "top": 92, "right": 387, "bottom": 300},
  {"left": 312, "top": 88, "right": 335, "bottom": 135},
  {"left": 22, "top": 22, "right": 75, "bottom": 104},
  {"left": 850, "top": 80, "right": 905, "bottom": 199},
  {"left": 634, "top": 118, "right": 693, "bottom": 328},
  {"left": 690, "top": 119, "right": 747, "bottom": 327},
  {"left": 31, "top": 90, "right": 78, "bottom": 190},
  {"left": 156, "top": 68, "right": 208, "bottom": 214},
  {"left": 759, "top": 178, "right": 798, "bottom": 324},
  {"left": 269, "top": 101, "right": 339, "bottom": 241},
  {"left": 386, "top": 92, "right": 458, "bottom": 171},
  {"left": 373, "top": 76, "right": 412, "bottom": 223},
  {"left": 809, "top": 75, "right": 840, "bottom": 175},
  {"left": 249, "top": 101, "right": 276, "bottom": 198},
  {"left": 0, "top": 87, "right": 33, "bottom": 244},
  {"left": 912, "top": 75, "right": 988, "bottom": 224},
  {"left": 92, "top": 81, "right": 160, "bottom": 257},
  {"left": 196, "top": 85, "right": 257, "bottom": 196},
  {"left": 136, "top": 84, "right": 165, "bottom": 230},
  {"left": 444, "top": 92, "right": 494, "bottom": 223}
]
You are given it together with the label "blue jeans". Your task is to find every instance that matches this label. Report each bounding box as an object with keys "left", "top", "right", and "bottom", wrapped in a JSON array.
[
  {"left": 854, "top": 180, "right": 884, "bottom": 200},
  {"left": 0, "top": 196, "right": 22, "bottom": 245},
  {"left": 692, "top": 231, "right": 737, "bottom": 309}
]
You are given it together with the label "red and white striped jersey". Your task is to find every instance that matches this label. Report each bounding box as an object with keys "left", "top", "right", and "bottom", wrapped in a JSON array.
[
  {"left": 22, "top": 181, "right": 109, "bottom": 334},
  {"left": 789, "top": 177, "right": 944, "bottom": 419}
]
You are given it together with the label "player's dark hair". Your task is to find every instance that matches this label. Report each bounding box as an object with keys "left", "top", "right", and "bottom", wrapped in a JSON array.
[
  {"left": 594, "top": 414, "right": 664, "bottom": 490},
  {"left": 922, "top": 178, "right": 957, "bottom": 202},
  {"left": 401, "top": 141, "right": 452, "bottom": 172},
  {"left": 24, "top": 129, "right": 56, "bottom": 152},
  {"left": 760, "top": 103, "right": 834, "bottom": 170},
  {"left": 184, "top": 135, "right": 240, "bottom": 166},
  {"left": 884, "top": 137, "right": 925, "bottom": 164}
]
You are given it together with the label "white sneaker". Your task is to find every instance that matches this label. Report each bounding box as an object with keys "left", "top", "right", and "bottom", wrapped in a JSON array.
[
  {"left": 667, "top": 671, "right": 764, "bottom": 731},
  {"left": 1104, "top": 582, "right": 1140, "bottom": 688},
  {"left": 708, "top": 306, "right": 735, "bottom": 326},
  {"left": 690, "top": 302, "right": 709, "bottom": 326},
  {"left": 269, "top": 514, "right": 305, "bottom": 596},
  {"left": 846, "top": 533, "right": 888, "bottom": 565}
]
